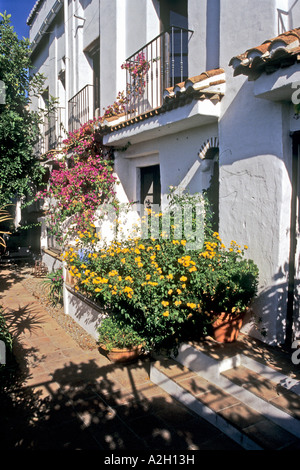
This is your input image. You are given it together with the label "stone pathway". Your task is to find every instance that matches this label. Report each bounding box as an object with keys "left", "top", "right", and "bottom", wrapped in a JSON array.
[{"left": 0, "top": 264, "right": 243, "bottom": 451}]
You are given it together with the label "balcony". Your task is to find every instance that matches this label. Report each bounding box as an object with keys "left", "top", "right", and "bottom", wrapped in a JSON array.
[
  {"left": 123, "top": 26, "right": 193, "bottom": 119},
  {"left": 68, "top": 84, "right": 94, "bottom": 133}
]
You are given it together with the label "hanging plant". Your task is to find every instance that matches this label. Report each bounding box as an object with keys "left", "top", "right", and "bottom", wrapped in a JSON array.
[{"left": 121, "top": 52, "right": 150, "bottom": 97}]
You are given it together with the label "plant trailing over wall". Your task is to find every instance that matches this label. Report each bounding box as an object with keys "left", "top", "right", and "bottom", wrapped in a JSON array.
[
  {"left": 36, "top": 152, "right": 117, "bottom": 245},
  {"left": 121, "top": 51, "right": 150, "bottom": 97},
  {"left": 35, "top": 74, "right": 134, "bottom": 245}
]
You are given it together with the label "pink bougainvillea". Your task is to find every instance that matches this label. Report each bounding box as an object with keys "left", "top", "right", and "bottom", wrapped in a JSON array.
[
  {"left": 121, "top": 52, "right": 150, "bottom": 96},
  {"left": 36, "top": 134, "right": 117, "bottom": 244},
  {"left": 36, "top": 56, "right": 151, "bottom": 245}
]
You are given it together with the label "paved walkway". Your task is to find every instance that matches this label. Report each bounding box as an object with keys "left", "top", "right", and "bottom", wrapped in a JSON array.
[{"left": 0, "top": 263, "right": 243, "bottom": 451}]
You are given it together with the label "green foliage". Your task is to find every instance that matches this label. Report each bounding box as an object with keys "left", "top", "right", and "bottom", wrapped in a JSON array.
[
  {"left": 98, "top": 316, "right": 145, "bottom": 351},
  {"left": 41, "top": 267, "right": 64, "bottom": 306},
  {"left": 0, "top": 205, "right": 12, "bottom": 250},
  {"left": 0, "top": 12, "right": 46, "bottom": 206},
  {"left": 65, "top": 189, "right": 259, "bottom": 353},
  {"left": 0, "top": 306, "right": 12, "bottom": 370}
]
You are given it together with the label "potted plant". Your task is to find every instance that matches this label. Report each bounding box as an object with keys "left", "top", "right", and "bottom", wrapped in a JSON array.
[
  {"left": 189, "top": 236, "right": 259, "bottom": 343},
  {"left": 97, "top": 316, "right": 145, "bottom": 363}
]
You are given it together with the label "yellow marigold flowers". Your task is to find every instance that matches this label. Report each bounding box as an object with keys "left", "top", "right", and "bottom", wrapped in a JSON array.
[
  {"left": 178, "top": 255, "right": 192, "bottom": 267},
  {"left": 180, "top": 276, "right": 187, "bottom": 282},
  {"left": 175, "top": 300, "right": 181, "bottom": 306},
  {"left": 166, "top": 273, "right": 173, "bottom": 280},
  {"left": 162, "top": 311, "right": 169, "bottom": 317},
  {"left": 168, "top": 289, "right": 173, "bottom": 295},
  {"left": 213, "top": 232, "right": 222, "bottom": 241},
  {"left": 181, "top": 240, "right": 186, "bottom": 246},
  {"left": 187, "top": 302, "right": 197, "bottom": 309},
  {"left": 108, "top": 270, "right": 118, "bottom": 277},
  {"left": 161, "top": 300, "right": 169, "bottom": 307}
]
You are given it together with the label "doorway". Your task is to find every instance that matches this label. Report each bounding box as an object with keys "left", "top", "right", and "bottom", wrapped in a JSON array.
[{"left": 286, "top": 131, "right": 300, "bottom": 347}]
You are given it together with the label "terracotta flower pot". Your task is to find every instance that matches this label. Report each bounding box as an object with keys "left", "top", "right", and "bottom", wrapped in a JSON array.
[
  {"left": 211, "top": 311, "right": 245, "bottom": 343},
  {"left": 65, "top": 270, "right": 77, "bottom": 287},
  {"left": 99, "top": 345, "right": 144, "bottom": 363}
]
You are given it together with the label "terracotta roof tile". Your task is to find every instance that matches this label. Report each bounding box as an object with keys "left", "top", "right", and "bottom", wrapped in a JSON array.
[
  {"left": 27, "top": 0, "right": 45, "bottom": 25},
  {"left": 229, "top": 27, "right": 300, "bottom": 80}
]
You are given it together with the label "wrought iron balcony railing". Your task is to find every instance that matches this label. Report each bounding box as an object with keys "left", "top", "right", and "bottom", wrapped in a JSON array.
[
  {"left": 123, "top": 26, "right": 193, "bottom": 119},
  {"left": 68, "top": 84, "right": 94, "bottom": 133},
  {"left": 40, "top": 106, "right": 66, "bottom": 154}
]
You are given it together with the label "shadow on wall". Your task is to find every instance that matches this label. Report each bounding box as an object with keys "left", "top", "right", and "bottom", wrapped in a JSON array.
[
  {"left": 246, "top": 262, "right": 300, "bottom": 347},
  {"left": 219, "top": 76, "right": 298, "bottom": 346},
  {"left": 67, "top": 286, "right": 106, "bottom": 339}
]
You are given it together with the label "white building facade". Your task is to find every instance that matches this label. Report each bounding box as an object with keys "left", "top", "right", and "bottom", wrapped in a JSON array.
[{"left": 28, "top": 0, "right": 300, "bottom": 347}]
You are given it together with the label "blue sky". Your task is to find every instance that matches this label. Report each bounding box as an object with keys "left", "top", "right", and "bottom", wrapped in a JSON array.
[{"left": 0, "top": 0, "right": 36, "bottom": 38}]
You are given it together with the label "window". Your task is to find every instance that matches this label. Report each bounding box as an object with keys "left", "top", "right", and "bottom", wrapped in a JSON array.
[
  {"left": 140, "top": 165, "right": 161, "bottom": 210},
  {"left": 85, "top": 39, "right": 100, "bottom": 114},
  {"left": 91, "top": 47, "right": 100, "bottom": 113},
  {"left": 160, "top": 0, "right": 188, "bottom": 31}
]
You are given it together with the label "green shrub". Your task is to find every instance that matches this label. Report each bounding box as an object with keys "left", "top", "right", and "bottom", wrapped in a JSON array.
[
  {"left": 42, "top": 267, "right": 64, "bottom": 305},
  {"left": 0, "top": 308, "right": 12, "bottom": 369},
  {"left": 64, "top": 190, "right": 259, "bottom": 353},
  {"left": 98, "top": 316, "right": 145, "bottom": 351}
]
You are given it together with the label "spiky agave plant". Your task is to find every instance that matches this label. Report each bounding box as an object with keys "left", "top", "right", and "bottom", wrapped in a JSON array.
[{"left": 0, "top": 206, "right": 12, "bottom": 250}]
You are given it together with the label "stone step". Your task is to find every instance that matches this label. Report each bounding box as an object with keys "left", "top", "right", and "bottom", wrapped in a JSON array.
[
  {"left": 150, "top": 342, "right": 300, "bottom": 450},
  {"left": 222, "top": 365, "right": 300, "bottom": 422}
]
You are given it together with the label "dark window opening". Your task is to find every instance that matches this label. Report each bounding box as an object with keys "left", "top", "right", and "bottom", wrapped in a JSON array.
[
  {"left": 86, "top": 40, "right": 100, "bottom": 114},
  {"left": 92, "top": 48, "right": 100, "bottom": 112},
  {"left": 160, "top": 0, "right": 188, "bottom": 31},
  {"left": 159, "top": 0, "right": 189, "bottom": 86},
  {"left": 204, "top": 148, "right": 219, "bottom": 233},
  {"left": 140, "top": 165, "right": 161, "bottom": 210}
]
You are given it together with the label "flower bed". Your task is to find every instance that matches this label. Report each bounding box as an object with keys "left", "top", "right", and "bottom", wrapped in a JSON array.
[{"left": 64, "top": 199, "right": 259, "bottom": 353}]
